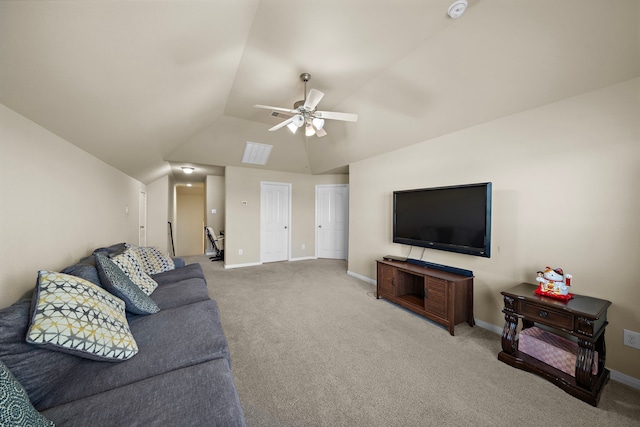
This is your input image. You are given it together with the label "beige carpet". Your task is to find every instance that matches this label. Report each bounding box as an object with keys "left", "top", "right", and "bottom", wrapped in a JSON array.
[{"left": 185, "top": 256, "right": 640, "bottom": 427}]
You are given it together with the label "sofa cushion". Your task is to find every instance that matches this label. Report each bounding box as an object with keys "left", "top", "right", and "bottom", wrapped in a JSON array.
[
  {"left": 150, "top": 278, "right": 211, "bottom": 310},
  {"left": 93, "top": 242, "right": 128, "bottom": 257},
  {"left": 26, "top": 271, "right": 138, "bottom": 362},
  {"left": 61, "top": 255, "right": 101, "bottom": 288},
  {"left": 94, "top": 252, "right": 159, "bottom": 315},
  {"left": 130, "top": 245, "right": 175, "bottom": 275},
  {"left": 0, "top": 297, "right": 80, "bottom": 407},
  {"left": 151, "top": 262, "right": 205, "bottom": 285},
  {"left": 42, "top": 358, "right": 246, "bottom": 427},
  {"left": 111, "top": 248, "right": 158, "bottom": 295},
  {"left": 35, "top": 300, "right": 230, "bottom": 410},
  {"left": 0, "top": 361, "right": 54, "bottom": 427}
]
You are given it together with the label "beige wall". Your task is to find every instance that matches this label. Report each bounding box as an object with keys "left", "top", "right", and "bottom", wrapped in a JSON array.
[
  {"left": 348, "top": 77, "right": 640, "bottom": 379},
  {"left": 0, "top": 103, "right": 145, "bottom": 308},
  {"left": 224, "top": 167, "right": 348, "bottom": 266}
]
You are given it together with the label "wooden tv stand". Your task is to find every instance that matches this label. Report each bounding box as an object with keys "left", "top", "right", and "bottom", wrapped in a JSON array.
[
  {"left": 376, "top": 260, "right": 474, "bottom": 336},
  {"left": 498, "top": 283, "right": 611, "bottom": 406}
]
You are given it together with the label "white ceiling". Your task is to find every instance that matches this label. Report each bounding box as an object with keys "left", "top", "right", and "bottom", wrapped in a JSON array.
[{"left": 1, "top": 0, "right": 639, "bottom": 185}]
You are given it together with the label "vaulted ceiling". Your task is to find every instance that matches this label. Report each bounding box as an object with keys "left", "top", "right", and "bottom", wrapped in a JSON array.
[{"left": 1, "top": 1, "right": 639, "bottom": 185}]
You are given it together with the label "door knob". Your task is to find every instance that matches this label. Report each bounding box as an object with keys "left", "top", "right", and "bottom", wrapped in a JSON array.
[{"left": 318, "top": 225, "right": 322, "bottom": 228}]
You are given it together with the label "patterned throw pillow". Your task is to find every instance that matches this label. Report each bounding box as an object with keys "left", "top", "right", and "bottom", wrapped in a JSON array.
[
  {"left": 131, "top": 246, "right": 175, "bottom": 275},
  {"left": 26, "top": 271, "right": 138, "bottom": 362},
  {"left": 111, "top": 248, "right": 158, "bottom": 295},
  {"left": 0, "top": 361, "right": 54, "bottom": 427},
  {"left": 94, "top": 252, "right": 160, "bottom": 315}
]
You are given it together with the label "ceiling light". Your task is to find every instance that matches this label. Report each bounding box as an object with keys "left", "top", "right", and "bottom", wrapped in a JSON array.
[
  {"left": 241, "top": 141, "right": 273, "bottom": 165},
  {"left": 182, "top": 167, "right": 195, "bottom": 174},
  {"left": 187, "top": 183, "right": 192, "bottom": 187},
  {"left": 448, "top": 0, "right": 467, "bottom": 19},
  {"left": 305, "top": 124, "right": 315, "bottom": 137},
  {"left": 292, "top": 114, "right": 304, "bottom": 128},
  {"left": 287, "top": 122, "right": 299, "bottom": 134},
  {"left": 312, "top": 118, "right": 325, "bottom": 130}
]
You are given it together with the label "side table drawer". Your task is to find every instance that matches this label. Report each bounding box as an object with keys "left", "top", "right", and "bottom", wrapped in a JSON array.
[{"left": 520, "top": 301, "right": 573, "bottom": 330}]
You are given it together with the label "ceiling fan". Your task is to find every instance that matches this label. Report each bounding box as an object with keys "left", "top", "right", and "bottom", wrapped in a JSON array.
[{"left": 254, "top": 73, "right": 358, "bottom": 138}]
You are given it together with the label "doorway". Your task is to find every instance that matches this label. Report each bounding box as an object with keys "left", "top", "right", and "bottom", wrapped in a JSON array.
[{"left": 176, "top": 185, "right": 205, "bottom": 256}]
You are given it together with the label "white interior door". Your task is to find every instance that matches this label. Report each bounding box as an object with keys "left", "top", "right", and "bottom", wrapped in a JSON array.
[
  {"left": 316, "top": 184, "right": 349, "bottom": 260},
  {"left": 138, "top": 190, "right": 147, "bottom": 246},
  {"left": 261, "top": 182, "right": 290, "bottom": 263}
]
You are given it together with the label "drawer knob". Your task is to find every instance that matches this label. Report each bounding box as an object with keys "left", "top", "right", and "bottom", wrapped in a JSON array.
[{"left": 538, "top": 310, "right": 548, "bottom": 318}]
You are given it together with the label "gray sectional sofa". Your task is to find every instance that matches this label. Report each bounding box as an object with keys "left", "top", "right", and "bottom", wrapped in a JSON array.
[{"left": 0, "top": 245, "right": 246, "bottom": 426}]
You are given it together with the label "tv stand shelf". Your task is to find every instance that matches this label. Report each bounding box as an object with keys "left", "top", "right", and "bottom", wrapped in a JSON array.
[{"left": 376, "top": 259, "right": 474, "bottom": 335}]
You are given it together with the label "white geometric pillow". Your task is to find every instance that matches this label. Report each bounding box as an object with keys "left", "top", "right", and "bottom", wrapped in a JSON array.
[
  {"left": 26, "top": 271, "right": 138, "bottom": 362},
  {"left": 130, "top": 245, "right": 175, "bottom": 275},
  {"left": 112, "top": 248, "right": 158, "bottom": 295}
]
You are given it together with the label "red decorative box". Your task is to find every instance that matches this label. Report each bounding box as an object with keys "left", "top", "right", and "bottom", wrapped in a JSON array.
[{"left": 519, "top": 327, "right": 597, "bottom": 377}]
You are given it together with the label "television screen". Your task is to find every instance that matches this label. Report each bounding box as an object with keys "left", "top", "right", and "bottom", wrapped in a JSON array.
[{"left": 393, "top": 182, "right": 491, "bottom": 257}]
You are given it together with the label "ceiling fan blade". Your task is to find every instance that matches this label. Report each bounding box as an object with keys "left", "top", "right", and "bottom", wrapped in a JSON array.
[
  {"left": 315, "top": 111, "right": 358, "bottom": 122},
  {"left": 255, "top": 104, "right": 298, "bottom": 115},
  {"left": 303, "top": 89, "right": 324, "bottom": 110},
  {"left": 268, "top": 116, "right": 295, "bottom": 131}
]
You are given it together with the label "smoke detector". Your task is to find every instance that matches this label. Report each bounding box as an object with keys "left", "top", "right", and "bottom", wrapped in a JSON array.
[{"left": 448, "top": 0, "right": 468, "bottom": 19}]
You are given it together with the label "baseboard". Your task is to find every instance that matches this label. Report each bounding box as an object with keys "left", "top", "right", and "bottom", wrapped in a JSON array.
[
  {"left": 610, "top": 368, "right": 640, "bottom": 390},
  {"left": 290, "top": 256, "right": 318, "bottom": 262},
  {"left": 347, "top": 270, "right": 376, "bottom": 286},
  {"left": 474, "top": 318, "right": 503, "bottom": 335},
  {"left": 224, "top": 261, "right": 262, "bottom": 269}
]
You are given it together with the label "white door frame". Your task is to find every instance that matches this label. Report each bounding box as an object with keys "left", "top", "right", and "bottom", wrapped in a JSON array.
[{"left": 260, "top": 181, "right": 291, "bottom": 263}]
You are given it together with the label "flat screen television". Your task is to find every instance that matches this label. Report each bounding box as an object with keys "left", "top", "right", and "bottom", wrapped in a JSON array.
[{"left": 393, "top": 182, "right": 492, "bottom": 258}]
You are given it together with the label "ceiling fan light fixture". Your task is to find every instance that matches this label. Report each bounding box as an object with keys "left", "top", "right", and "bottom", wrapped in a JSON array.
[
  {"left": 312, "top": 117, "right": 325, "bottom": 130},
  {"left": 254, "top": 73, "right": 357, "bottom": 138},
  {"left": 292, "top": 114, "right": 304, "bottom": 128},
  {"left": 287, "top": 122, "right": 298, "bottom": 134},
  {"left": 305, "top": 124, "right": 315, "bottom": 137}
]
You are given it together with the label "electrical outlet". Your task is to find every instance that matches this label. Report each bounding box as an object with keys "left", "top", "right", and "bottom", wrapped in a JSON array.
[
  {"left": 238, "top": 249, "right": 243, "bottom": 255},
  {"left": 623, "top": 329, "right": 640, "bottom": 349}
]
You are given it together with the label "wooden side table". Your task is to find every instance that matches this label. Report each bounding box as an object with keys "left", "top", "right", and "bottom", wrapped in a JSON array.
[{"left": 498, "top": 283, "right": 611, "bottom": 406}]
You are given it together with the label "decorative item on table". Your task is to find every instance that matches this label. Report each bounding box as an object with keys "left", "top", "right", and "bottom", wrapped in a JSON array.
[{"left": 535, "top": 266, "right": 573, "bottom": 300}]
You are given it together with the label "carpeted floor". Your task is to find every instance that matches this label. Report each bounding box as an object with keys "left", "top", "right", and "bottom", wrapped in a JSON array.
[{"left": 185, "top": 255, "right": 640, "bottom": 427}]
